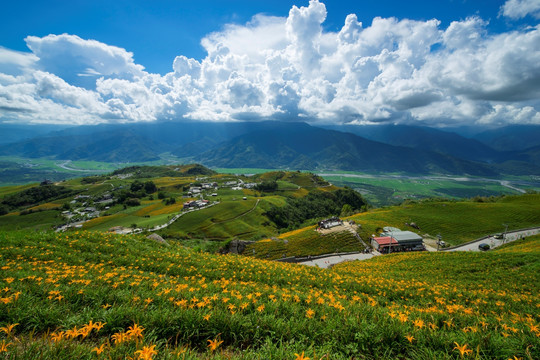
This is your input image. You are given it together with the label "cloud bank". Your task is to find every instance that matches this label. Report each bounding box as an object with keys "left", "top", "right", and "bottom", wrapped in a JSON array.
[{"left": 1, "top": 0, "right": 540, "bottom": 127}]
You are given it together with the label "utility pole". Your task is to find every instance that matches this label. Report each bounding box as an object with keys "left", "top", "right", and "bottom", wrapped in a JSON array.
[
  {"left": 503, "top": 224, "right": 509, "bottom": 244},
  {"left": 437, "top": 234, "right": 442, "bottom": 251}
]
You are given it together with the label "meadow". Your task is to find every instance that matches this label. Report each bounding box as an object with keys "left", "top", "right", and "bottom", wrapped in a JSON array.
[{"left": 0, "top": 231, "right": 538, "bottom": 359}]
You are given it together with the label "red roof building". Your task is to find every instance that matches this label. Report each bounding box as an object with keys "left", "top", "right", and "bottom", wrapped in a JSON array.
[{"left": 371, "top": 236, "right": 399, "bottom": 251}]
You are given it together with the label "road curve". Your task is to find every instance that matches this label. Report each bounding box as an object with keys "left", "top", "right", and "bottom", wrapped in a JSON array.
[{"left": 442, "top": 227, "right": 540, "bottom": 252}]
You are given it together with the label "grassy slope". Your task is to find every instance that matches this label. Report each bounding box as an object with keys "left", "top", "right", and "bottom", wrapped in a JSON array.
[
  {"left": 162, "top": 198, "right": 276, "bottom": 240},
  {"left": 348, "top": 194, "right": 540, "bottom": 245},
  {"left": 0, "top": 231, "right": 538, "bottom": 359}
]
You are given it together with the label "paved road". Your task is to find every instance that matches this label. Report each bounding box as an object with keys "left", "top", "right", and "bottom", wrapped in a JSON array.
[
  {"left": 299, "top": 253, "right": 374, "bottom": 268},
  {"left": 444, "top": 228, "right": 540, "bottom": 252}
]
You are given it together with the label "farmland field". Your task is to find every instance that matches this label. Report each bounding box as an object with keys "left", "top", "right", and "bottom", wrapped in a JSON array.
[
  {"left": 0, "top": 230, "right": 537, "bottom": 359},
  {"left": 321, "top": 173, "right": 540, "bottom": 206}
]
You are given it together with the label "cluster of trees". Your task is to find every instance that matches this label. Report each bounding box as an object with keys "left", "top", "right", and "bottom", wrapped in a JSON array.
[
  {"left": 255, "top": 181, "right": 278, "bottom": 192},
  {"left": 265, "top": 188, "right": 367, "bottom": 230},
  {"left": 115, "top": 180, "right": 157, "bottom": 207},
  {"left": 0, "top": 185, "right": 75, "bottom": 214}
]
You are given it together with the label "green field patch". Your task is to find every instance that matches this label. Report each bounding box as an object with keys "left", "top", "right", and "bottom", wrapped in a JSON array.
[
  {"left": 276, "top": 180, "right": 299, "bottom": 190},
  {"left": 0, "top": 210, "right": 61, "bottom": 231}
]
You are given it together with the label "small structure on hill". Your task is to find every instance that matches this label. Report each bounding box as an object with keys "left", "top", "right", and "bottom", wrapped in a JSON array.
[
  {"left": 318, "top": 217, "right": 343, "bottom": 229},
  {"left": 183, "top": 200, "right": 209, "bottom": 209}
]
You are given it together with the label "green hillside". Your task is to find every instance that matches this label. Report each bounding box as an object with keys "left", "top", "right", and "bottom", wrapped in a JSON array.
[
  {"left": 0, "top": 231, "right": 537, "bottom": 359},
  {"left": 0, "top": 167, "right": 365, "bottom": 247}
]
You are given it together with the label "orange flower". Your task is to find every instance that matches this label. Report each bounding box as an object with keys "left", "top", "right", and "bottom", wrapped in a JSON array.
[
  {"left": 0, "top": 340, "right": 12, "bottom": 353},
  {"left": 92, "top": 343, "right": 107, "bottom": 355},
  {"left": 135, "top": 344, "right": 158, "bottom": 360},
  {"left": 207, "top": 338, "right": 224, "bottom": 352},
  {"left": 405, "top": 335, "right": 415, "bottom": 343},
  {"left": 126, "top": 323, "right": 145, "bottom": 340},
  {"left": 0, "top": 323, "right": 18, "bottom": 337},
  {"left": 294, "top": 351, "right": 310, "bottom": 360},
  {"left": 413, "top": 319, "right": 425, "bottom": 329},
  {"left": 453, "top": 342, "right": 473, "bottom": 358}
]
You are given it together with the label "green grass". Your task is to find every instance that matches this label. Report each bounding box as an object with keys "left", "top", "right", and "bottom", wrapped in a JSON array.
[
  {"left": 348, "top": 194, "right": 540, "bottom": 245},
  {"left": 0, "top": 210, "right": 62, "bottom": 231},
  {"left": 0, "top": 230, "right": 538, "bottom": 359}
]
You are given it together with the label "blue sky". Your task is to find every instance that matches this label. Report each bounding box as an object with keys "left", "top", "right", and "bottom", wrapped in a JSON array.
[
  {"left": 0, "top": 0, "right": 520, "bottom": 74},
  {"left": 0, "top": 0, "right": 539, "bottom": 126}
]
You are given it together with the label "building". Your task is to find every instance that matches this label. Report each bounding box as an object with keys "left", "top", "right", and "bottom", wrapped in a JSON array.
[
  {"left": 374, "top": 228, "right": 425, "bottom": 253},
  {"left": 183, "top": 200, "right": 210, "bottom": 210},
  {"left": 371, "top": 236, "right": 399, "bottom": 252},
  {"left": 318, "top": 217, "right": 343, "bottom": 229}
]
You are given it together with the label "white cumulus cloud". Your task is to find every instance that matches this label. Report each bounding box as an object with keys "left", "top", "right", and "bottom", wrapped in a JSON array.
[
  {"left": 1, "top": 0, "right": 540, "bottom": 127},
  {"left": 500, "top": 0, "right": 540, "bottom": 19}
]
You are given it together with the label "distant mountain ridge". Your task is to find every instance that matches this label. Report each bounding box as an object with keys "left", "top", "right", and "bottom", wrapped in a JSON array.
[{"left": 1, "top": 121, "right": 540, "bottom": 175}]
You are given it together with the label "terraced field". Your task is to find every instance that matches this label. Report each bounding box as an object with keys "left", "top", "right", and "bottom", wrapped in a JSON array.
[{"left": 246, "top": 229, "right": 365, "bottom": 260}]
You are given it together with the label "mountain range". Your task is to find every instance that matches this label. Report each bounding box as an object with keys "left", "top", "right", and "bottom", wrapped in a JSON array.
[{"left": 2, "top": 121, "right": 540, "bottom": 176}]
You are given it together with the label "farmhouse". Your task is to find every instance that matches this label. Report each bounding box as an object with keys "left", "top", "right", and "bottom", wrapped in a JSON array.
[{"left": 183, "top": 200, "right": 210, "bottom": 209}]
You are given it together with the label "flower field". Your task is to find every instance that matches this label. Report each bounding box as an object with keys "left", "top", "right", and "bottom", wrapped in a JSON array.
[{"left": 0, "top": 231, "right": 538, "bottom": 359}]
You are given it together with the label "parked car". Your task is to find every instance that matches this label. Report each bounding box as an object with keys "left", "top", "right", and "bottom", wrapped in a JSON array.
[
  {"left": 494, "top": 233, "right": 503, "bottom": 239},
  {"left": 478, "top": 243, "right": 490, "bottom": 251}
]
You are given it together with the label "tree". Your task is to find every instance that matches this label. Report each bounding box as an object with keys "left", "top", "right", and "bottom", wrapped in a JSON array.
[
  {"left": 341, "top": 204, "right": 353, "bottom": 217},
  {"left": 130, "top": 180, "right": 144, "bottom": 192},
  {"left": 255, "top": 181, "right": 278, "bottom": 192},
  {"left": 164, "top": 197, "right": 176, "bottom": 205},
  {"left": 144, "top": 181, "right": 157, "bottom": 194},
  {"left": 125, "top": 198, "right": 141, "bottom": 206}
]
